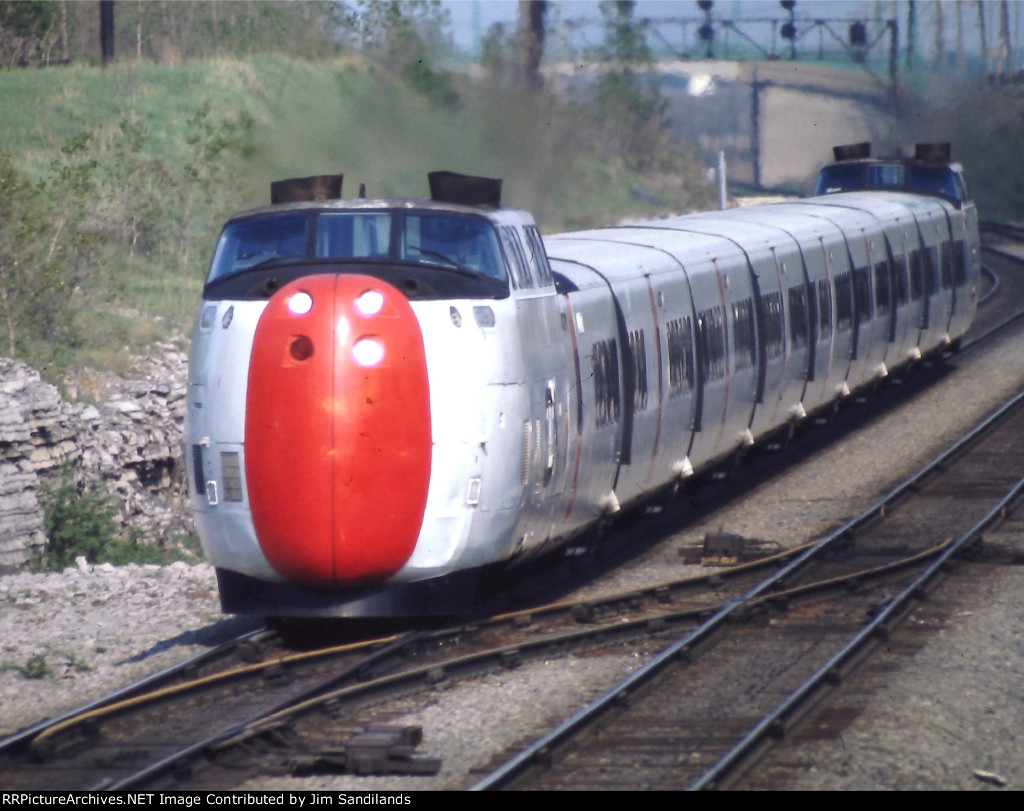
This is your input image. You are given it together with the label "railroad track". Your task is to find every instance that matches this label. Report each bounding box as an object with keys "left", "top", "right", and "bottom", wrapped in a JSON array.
[
  {"left": 470, "top": 386, "right": 1024, "bottom": 790},
  {"left": 3, "top": 231, "right": 1024, "bottom": 791},
  {"left": 7, "top": 379, "right": 1024, "bottom": 790}
]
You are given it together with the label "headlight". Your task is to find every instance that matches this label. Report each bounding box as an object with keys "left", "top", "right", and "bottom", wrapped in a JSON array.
[{"left": 352, "top": 337, "right": 385, "bottom": 367}]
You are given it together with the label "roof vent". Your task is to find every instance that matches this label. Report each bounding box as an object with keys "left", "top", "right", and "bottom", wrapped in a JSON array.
[
  {"left": 832, "top": 142, "right": 871, "bottom": 162},
  {"left": 270, "top": 174, "right": 343, "bottom": 205},
  {"left": 428, "top": 171, "right": 502, "bottom": 207},
  {"left": 914, "top": 143, "right": 951, "bottom": 163}
]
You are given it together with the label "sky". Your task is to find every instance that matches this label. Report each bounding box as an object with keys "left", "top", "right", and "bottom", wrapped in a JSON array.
[
  {"left": 440, "top": 1, "right": 998, "bottom": 61},
  {"left": 441, "top": 1, "right": 888, "bottom": 50}
]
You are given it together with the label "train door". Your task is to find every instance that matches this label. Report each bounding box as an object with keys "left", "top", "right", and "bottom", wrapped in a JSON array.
[
  {"left": 907, "top": 206, "right": 952, "bottom": 353},
  {"left": 946, "top": 205, "right": 980, "bottom": 342},
  {"left": 900, "top": 218, "right": 929, "bottom": 357},
  {"left": 643, "top": 266, "right": 700, "bottom": 487},
  {"left": 757, "top": 243, "right": 812, "bottom": 436},
  {"left": 498, "top": 222, "right": 573, "bottom": 550},
  {"left": 605, "top": 274, "right": 664, "bottom": 507},
  {"left": 860, "top": 225, "right": 894, "bottom": 376}
]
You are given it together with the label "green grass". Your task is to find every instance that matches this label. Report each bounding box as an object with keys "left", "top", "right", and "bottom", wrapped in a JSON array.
[{"left": 0, "top": 55, "right": 716, "bottom": 372}]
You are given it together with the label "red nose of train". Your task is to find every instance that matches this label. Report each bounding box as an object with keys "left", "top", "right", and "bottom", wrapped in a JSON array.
[{"left": 245, "top": 275, "right": 432, "bottom": 587}]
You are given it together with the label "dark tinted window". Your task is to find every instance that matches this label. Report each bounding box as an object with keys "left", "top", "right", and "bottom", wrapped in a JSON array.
[
  {"left": 874, "top": 262, "right": 891, "bottom": 315},
  {"left": 761, "top": 291, "right": 785, "bottom": 359},
  {"left": 732, "top": 299, "right": 756, "bottom": 370},
  {"left": 698, "top": 306, "right": 728, "bottom": 381},
  {"left": 667, "top": 317, "right": 695, "bottom": 397},
  {"left": 789, "top": 286, "right": 809, "bottom": 349},
  {"left": 835, "top": 272, "right": 853, "bottom": 331},
  {"left": 818, "top": 278, "right": 833, "bottom": 338},
  {"left": 629, "top": 330, "right": 648, "bottom": 411},
  {"left": 592, "top": 339, "right": 620, "bottom": 428}
]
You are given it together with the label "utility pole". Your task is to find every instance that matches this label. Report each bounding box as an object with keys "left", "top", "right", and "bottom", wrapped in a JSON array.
[
  {"left": 518, "top": 1, "right": 547, "bottom": 90},
  {"left": 99, "top": 0, "right": 115, "bottom": 66},
  {"left": 906, "top": 0, "right": 916, "bottom": 69}
]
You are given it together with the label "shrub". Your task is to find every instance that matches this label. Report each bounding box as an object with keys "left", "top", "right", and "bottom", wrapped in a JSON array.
[{"left": 36, "top": 466, "right": 187, "bottom": 570}]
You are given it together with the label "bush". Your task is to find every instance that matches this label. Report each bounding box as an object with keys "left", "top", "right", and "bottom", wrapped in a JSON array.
[{"left": 35, "top": 466, "right": 174, "bottom": 570}]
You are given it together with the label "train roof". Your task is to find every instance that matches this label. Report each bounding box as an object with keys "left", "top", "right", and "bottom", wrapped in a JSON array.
[{"left": 223, "top": 196, "right": 536, "bottom": 227}]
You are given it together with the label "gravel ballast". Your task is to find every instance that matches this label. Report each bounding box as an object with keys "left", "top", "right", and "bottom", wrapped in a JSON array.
[{"left": 3, "top": 321, "right": 1024, "bottom": 790}]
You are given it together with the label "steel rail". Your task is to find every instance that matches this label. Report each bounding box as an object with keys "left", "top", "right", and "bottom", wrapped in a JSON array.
[
  {"left": 0, "top": 623, "right": 265, "bottom": 756},
  {"left": 690, "top": 473, "right": 1024, "bottom": 790},
  {"left": 468, "top": 387, "right": 1024, "bottom": 791}
]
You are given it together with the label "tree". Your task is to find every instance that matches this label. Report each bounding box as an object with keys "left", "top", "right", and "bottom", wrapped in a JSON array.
[{"left": 592, "top": 1, "right": 666, "bottom": 169}]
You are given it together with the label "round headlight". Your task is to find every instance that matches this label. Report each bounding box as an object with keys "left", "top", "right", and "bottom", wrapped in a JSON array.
[
  {"left": 287, "top": 291, "right": 313, "bottom": 315},
  {"left": 355, "top": 290, "right": 385, "bottom": 317},
  {"left": 353, "top": 338, "right": 385, "bottom": 367}
]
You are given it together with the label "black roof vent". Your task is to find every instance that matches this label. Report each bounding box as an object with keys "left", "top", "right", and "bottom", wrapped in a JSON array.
[
  {"left": 271, "top": 174, "right": 343, "bottom": 205},
  {"left": 428, "top": 171, "right": 502, "bottom": 208},
  {"left": 914, "top": 143, "right": 951, "bottom": 163},
  {"left": 832, "top": 142, "right": 871, "bottom": 162}
]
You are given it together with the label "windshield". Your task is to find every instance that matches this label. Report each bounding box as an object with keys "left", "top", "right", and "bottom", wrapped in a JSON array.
[
  {"left": 814, "top": 163, "right": 864, "bottom": 195},
  {"left": 815, "top": 162, "right": 963, "bottom": 201},
  {"left": 207, "top": 210, "right": 507, "bottom": 285}
]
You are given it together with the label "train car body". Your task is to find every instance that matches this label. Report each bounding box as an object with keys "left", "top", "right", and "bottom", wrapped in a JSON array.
[{"left": 186, "top": 156, "right": 980, "bottom": 618}]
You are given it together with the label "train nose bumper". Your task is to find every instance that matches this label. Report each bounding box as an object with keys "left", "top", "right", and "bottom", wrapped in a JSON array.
[{"left": 245, "top": 274, "right": 431, "bottom": 587}]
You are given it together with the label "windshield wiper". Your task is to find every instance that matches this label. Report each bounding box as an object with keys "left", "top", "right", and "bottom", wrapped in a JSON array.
[
  {"left": 405, "top": 244, "right": 464, "bottom": 269},
  {"left": 243, "top": 254, "right": 306, "bottom": 272},
  {"left": 403, "top": 244, "right": 506, "bottom": 285}
]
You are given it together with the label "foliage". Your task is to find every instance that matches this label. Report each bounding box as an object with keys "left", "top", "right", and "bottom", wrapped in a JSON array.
[
  {"left": 893, "top": 81, "right": 1024, "bottom": 221},
  {"left": 0, "top": 0, "right": 60, "bottom": 67},
  {"left": 0, "top": 653, "right": 54, "bottom": 680},
  {"left": 0, "top": 150, "right": 84, "bottom": 366},
  {"left": 344, "top": 0, "right": 459, "bottom": 108},
  {"left": 36, "top": 466, "right": 121, "bottom": 571},
  {"left": 590, "top": 1, "right": 668, "bottom": 171},
  {"left": 0, "top": 87, "right": 256, "bottom": 370},
  {"left": 34, "top": 465, "right": 174, "bottom": 571}
]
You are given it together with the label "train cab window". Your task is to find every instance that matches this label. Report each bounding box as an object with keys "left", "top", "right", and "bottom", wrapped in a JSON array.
[
  {"left": 732, "top": 299, "right": 756, "bottom": 370},
  {"left": 788, "top": 286, "right": 810, "bottom": 349},
  {"left": 498, "top": 226, "right": 535, "bottom": 289},
  {"left": 867, "top": 163, "right": 904, "bottom": 188},
  {"left": 592, "top": 338, "right": 621, "bottom": 429},
  {"left": 208, "top": 213, "right": 310, "bottom": 283},
  {"left": 834, "top": 271, "right": 853, "bottom": 331},
  {"left": 400, "top": 215, "right": 507, "bottom": 281},
  {"left": 761, "top": 291, "right": 785, "bottom": 359},
  {"left": 908, "top": 164, "right": 961, "bottom": 200},
  {"left": 873, "top": 262, "right": 891, "bottom": 315},
  {"left": 318, "top": 212, "right": 392, "bottom": 259},
  {"left": 667, "top": 317, "right": 695, "bottom": 397},
  {"left": 818, "top": 279, "right": 833, "bottom": 339},
  {"left": 628, "top": 330, "right": 648, "bottom": 411},
  {"left": 523, "top": 226, "right": 554, "bottom": 287},
  {"left": 814, "top": 163, "right": 864, "bottom": 194},
  {"left": 955, "top": 172, "right": 970, "bottom": 202}
]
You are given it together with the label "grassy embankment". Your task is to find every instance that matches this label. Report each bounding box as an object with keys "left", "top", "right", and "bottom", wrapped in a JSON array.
[{"left": 0, "top": 55, "right": 712, "bottom": 374}]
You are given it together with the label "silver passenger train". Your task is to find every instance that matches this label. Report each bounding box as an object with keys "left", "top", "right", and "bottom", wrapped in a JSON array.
[{"left": 185, "top": 147, "right": 980, "bottom": 618}]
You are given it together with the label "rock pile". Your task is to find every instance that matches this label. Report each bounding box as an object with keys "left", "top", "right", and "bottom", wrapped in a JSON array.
[{"left": 0, "top": 345, "right": 193, "bottom": 567}]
